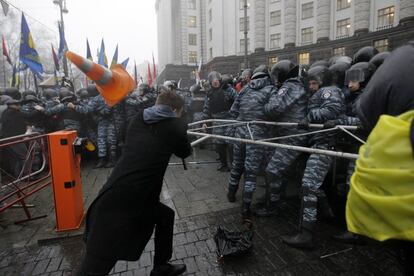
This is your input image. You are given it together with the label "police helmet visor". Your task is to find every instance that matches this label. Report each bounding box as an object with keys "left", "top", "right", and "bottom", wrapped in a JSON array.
[{"left": 345, "top": 69, "right": 366, "bottom": 83}]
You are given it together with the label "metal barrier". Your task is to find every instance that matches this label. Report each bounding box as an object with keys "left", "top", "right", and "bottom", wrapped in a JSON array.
[{"left": 0, "top": 133, "right": 51, "bottom": 224}]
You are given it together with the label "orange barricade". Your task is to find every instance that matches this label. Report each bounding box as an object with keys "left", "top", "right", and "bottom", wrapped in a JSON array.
[{"left": 48, "top": 131, "right": 85, "bottom": 231}]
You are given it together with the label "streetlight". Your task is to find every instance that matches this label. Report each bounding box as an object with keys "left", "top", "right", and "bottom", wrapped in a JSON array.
[{"left": 53, "top": 0, "right": 69, "bottom": 77}]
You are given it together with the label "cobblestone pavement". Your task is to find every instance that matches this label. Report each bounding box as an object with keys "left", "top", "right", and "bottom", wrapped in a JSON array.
[{"left": 0, "top": 150, "right": 405, "bottom": 275}]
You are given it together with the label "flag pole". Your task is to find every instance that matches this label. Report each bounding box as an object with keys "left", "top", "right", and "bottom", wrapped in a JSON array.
[
  {"left": 33, "top": 71, "right": 39, "bottom": 94},
  {"left": 2, "top": 52, "right": 6, "bottom": 87}
]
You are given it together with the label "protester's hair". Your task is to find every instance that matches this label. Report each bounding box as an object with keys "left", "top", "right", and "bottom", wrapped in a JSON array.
[{"left": 156, "top": 87, "right": 185, "bottom": 110}]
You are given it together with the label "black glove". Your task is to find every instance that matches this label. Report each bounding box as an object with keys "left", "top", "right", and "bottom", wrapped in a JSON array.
[
  {"left": 323, "top": 120, "right": 337, "bottom": 129},
  {"left": 297, "top": 118, "right": 309, "bottom": 130}
]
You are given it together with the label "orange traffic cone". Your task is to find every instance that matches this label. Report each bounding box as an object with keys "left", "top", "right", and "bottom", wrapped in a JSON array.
[{"left": 66, "top": 51, "right": 135, "bottom": 107}]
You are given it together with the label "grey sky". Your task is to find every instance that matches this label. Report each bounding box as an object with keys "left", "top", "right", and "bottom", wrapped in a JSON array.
[{"left": 8, "top": 0, "right": 158, "bottom": 66}]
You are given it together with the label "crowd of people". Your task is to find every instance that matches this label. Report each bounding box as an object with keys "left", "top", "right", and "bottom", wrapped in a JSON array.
[{"left": 1, "top": 41, "right": 413, "bottom": 274}]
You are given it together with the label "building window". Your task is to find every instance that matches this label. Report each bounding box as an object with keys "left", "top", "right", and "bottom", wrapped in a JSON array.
[
  {"left": 239, "top": 0, "right": 250, "bottom": 10},
  {"left": 240, "top": 38, "right": 250, "bottom": 51},
  {"left": 239, "top": 17, "right": 250, "bottom": 31},
  {"left": 302, "top": 2, "right": 313, "bottom": 19},
  {"left": 209, "top": 9, "right": 212, "bottom": 22},
  {"left": 298, "top": 52, "right": 310, "bottom": 65},
  {"left": 336, "top": 18, "right": 351, "bottom": 38},
  {"left": 209, "top": 28, "right": 212, "bottom": 41},
  {"left": 188, "top": 51, "right": 197, "bottom": 63},
  {"left": 188, "top": 0, "right": 196, "bottom": 10},
  {"left": 209, "top": 47, "right": 213, "bottom": 59},
  {"left": 337, "top": 0, "right": 351, "bottom": 11},
  {"left": 374, "top": 39, "right": 389, "bottom": 52},
  {"left": 270, "top": 33, "right": 281, "bottom": 49},
  {"left": 377, "top": 6, "right": 394, "bottom": 29},
  {"left": 188, "top": 16, "right": 197, "bottom": 27},
  {"left": 334, "top": 47, "right": 346, "bottom": 56},
  {"left": 188, "top": 34, "right": 197, "bottom": 46},
  {"left": 301, "top": 27, "right": 313, "bottom": 45},
  {"left": 269, "top": 57, "right": 278, "bottom": 68},
  {"left": 270, "top": 10, "right": 281, "bottom": 26}
]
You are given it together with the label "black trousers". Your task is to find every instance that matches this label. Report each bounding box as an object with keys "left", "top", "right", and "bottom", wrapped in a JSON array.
[
  {"left": 77, "top": 202, "right": 175, "bottom": 276},
  {"left": 6, "top": 144, "right": 27, "bottom": 178}
]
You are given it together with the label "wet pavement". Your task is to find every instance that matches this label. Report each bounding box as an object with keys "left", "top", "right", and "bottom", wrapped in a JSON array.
[{"left": 0, "top": 149, "right": 405, "bottom": 275}]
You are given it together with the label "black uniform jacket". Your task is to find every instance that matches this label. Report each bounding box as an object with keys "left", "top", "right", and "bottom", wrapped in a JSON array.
[{"left": 84, "top": 111, "right": 192, "bottom": 261}]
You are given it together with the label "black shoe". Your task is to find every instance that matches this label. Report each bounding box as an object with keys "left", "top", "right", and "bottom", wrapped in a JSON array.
[
  {"left": 217, "top": 164, "right": 230, "bottom": 172},
  {"left": 227, "top": 185, "right": 238, "bottom": 202},
  {"left": 242, "top": 202, "right": 251, "bottom": 220},
  {"left": 104, "top": 159, "right": 116, "bottom": 168},
  {"left": 332, "top": 231, "right": 364, "bottom": 245},
  {"left": 93, "top": 158, "right": 106, "bottom": 169},
  {"left": 282, "top": 229, "right": 315, "bottom": 249},
  {"left": 150, "top": 263, "right": 186, "bottom": 276},
  {"left": 254, "top": 204, "right": 278, "bottom": 217}
]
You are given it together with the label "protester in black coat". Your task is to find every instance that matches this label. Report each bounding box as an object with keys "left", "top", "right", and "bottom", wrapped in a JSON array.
[
  {"left": 356, "top": 41, "right": 414, "bottom": 131},
  {"left": 78, "top": 90, "right": 192, "bottom": 276}
]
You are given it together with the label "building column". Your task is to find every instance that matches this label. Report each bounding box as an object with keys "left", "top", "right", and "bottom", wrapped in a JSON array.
[
  {"left": 254, "top": 0, "right": 266, "bottom": 52},
  {"left": 354, "top": 0, "right": 370, "bottom": 35},
  {"left": 316, "top": 0, "right": 330, "bottom": 42},
  {"left": 284, "top": 0, "right": 296, "bottom": 48},
  {"left": 400, "top": 0, "right": 414, "bottom": 24}
]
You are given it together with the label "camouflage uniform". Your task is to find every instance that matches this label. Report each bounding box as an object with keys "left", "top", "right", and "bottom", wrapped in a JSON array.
[
  {"left": 43, "top": 100, "right": 64, "bottom": 132},
  {"left": 301, "top": 86, "right": 344, "bottom": 225},
  {"left": 75, "top": 94, "right": 116, "bottom": 159},
  {"left": 264, "top": 78, "right": 309, "bottom": 204},
  {"left": 78, "top": 97, "right": 97, "bottom": 146},
  {"left": 228, "top": 76, "right": 273, "bottom": 204}
]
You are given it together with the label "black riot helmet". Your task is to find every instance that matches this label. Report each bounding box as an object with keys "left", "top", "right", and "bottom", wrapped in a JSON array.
[
  {"left": 221, "top": 74, "right": 234, "bottom": 87},
  {"left": 329, "top": 62, "right": 351, "bottom": 88},
  {"left": 23, "top": 94, "right": 39, "bottom": 103},
  {"left": 4, "top": 87, "right": 21, "bottom": 100},
  {"left": 207, "top": 71, "right": 222, "bottom": 84},
  {"left": 270, "top": 60, "right": 296, "bottom": 86},
  {"left": 77, "top": 88, "right": 90, "bottom": 100},
  {"left": 22, "top": 90, "right": 37, "bottom": 101},
  {"left": 353, "top": 46, "right": 379, "bottom": 64},
  {"left": 59, "top": 88, "right": 76, "bottom": 103},
  {"left": 86, "top": 85, "right": 100, "bottom": 97},
  {"left": 251, "top": 65, "right": 270, "bottom": 80},
  {"left": 369, "top": 51, "right": 390, "bottom": 69},
  {"left": 334, "top": 56, "right": 352, "bottom": 65},
  {"left": 138, "top": 83, "right": 151, "bottom": 95},
  {"left": 43, "top": 89, "right": 58, "bottom": 100},
  {"left": 163, "top": 80, "right": 178, "bottom": 91},
  {"left": 345, "top": 62, "right": 377, "bottom": 88},
  {"left": 310, "top": 60, "right": 329, "bottom": 69},
  {"left": 241, "top": 68, "right": 253, "bottom": 80},
  {"left": 307, "top": 65, "right": 333, "bottom": 87}
]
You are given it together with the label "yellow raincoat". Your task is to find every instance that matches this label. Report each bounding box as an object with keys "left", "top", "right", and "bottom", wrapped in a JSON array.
[{"left": 346, "top": 110, "right": 414, "bottom": 241}]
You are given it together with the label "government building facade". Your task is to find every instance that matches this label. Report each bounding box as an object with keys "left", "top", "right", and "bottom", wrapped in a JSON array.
[{"left": 156, "top": 0, "right": 414, "bottom": 87}]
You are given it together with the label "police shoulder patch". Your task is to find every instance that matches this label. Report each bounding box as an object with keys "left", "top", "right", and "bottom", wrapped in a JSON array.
[{"left": 322, "top": 92, "right": 331, "bottom": 99}]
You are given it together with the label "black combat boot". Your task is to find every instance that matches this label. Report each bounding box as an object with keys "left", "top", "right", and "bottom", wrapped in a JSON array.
[
  {"left": 217, "top": 145, "right": 230, "bottom": 172},
  {"left": 227, "top": 185, "right": 238, "bottom": 202},
  {"left": 254, "top": 201, "right": 279, "bottom": 217},
  {"left": 332, "top": 231, "right": 364, "bottom": 245},
  {"left": 104, "top": 153, "right": 117, "bottom": 168},
  {"left": 318, "top": 196, "right": 335, "bottom": 221},
  {"left": 281, "top": 222, "right": 315, "bottom": 249},
  {"left": 93, "top": 158, "right": 106, "bottom": 169},
  {"left": 241, "top": 202, "right": 251, "bottom": 220},
  {"left": 150, "top": 263, "right": 187, "bottom": 276}
]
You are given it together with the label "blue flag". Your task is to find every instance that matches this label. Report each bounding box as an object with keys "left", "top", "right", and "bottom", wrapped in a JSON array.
[
  {"left": 58, "top": 22, "right": 68, "bottom": 59},
  {"left": 19, "top": 13, "right": 43, "bottom": 75},
  {"left": 110, "top": 44, "right": 118, "bottom": 68},
  {"left": 98, "top": 38, "right": 108, "bottom": 68},
  {"left": 121, "top": 58, "right": 129, "bottom": 69}
]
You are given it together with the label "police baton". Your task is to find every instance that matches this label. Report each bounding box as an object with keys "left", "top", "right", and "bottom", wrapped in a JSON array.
[{"left": 182, "top": 158, "right": 188, "bottom": 170}]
